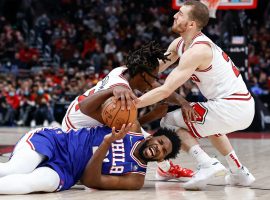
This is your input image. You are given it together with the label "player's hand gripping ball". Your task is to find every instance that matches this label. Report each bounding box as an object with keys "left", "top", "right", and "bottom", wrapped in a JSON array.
[{"left": 101, "top": 97, "right": 137, "bottom": 129}]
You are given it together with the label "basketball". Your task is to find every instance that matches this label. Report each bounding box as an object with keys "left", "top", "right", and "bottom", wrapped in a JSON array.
[{"left": 101, "top": 97, "right": 137, "bottom": 129}]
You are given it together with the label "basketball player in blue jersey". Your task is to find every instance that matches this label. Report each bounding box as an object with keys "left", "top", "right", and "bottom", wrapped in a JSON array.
[{"left": 0, "top": 88, "right": 181, "bottom": 194}]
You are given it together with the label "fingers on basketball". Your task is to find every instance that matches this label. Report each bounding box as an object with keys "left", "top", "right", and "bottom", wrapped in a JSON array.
[{"left": 101, "top": 97, "right": 137, "bottom": 130}]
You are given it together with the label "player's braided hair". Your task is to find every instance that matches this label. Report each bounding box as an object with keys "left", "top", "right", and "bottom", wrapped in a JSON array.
[{"left": 125, "top": 41, "right": 170, "bottom": 87}]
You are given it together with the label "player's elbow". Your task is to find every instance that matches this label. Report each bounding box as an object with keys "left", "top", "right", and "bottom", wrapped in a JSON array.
[
  {"left": 124, "top": 181, "right": 144, "bottom": 190},
  {"left": 81, "top": 180, "right": 101, "bottom": 189},
  {"left": 133, "top": 182, "right": 144, "bottom": 190}
]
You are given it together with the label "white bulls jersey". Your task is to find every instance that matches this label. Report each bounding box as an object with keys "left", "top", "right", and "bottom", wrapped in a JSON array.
[
  {"left": 176, "top": 32, "right": 249, "bottom": 100},
  {"left": 160, "top": 32, "right": 254, "bottom": 137},
  {"left": 62, "top": 67, "right": 130, "bottom": 132}
]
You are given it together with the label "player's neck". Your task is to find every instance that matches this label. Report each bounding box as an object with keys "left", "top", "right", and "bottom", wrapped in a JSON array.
[{"left": 181, "top": 30, "right": 201, "bottom": 48}]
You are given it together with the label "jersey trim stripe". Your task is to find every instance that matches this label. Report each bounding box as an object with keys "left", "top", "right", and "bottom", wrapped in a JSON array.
[
  {"left": 66, "top": 102, "right": 76, "bottom": 129},
  {"left": 26, "top": 133, "right": 35, "bottom": 150},
  {"left": 119, "top": 71, "right": 128, "bottom": 82},
  {"left": 130, "top": 141, "right": 147, "bottom": 168},
  {"left": 192, "top": 32, "right": 203, "bottom": 40},
  {"left": 127, "top": 132, "right": 144, "bottom": 136},
  {"left": 191, "top": 41, "right": 212, "bottom": 49},
  {"left": 64, "top": 116, "right": 71, "bottom": 130},
  {"left": 184, "top": 121, "right": 202, "bottom": 138},
  {"left": 223, "top": 96, "right": 252, "bottom": 101},
  {"left": 125, "top": 171, "right": 146, "bottom": 176},
  {"left": 196, "top": 65, "right": 212, "bottom": 72},
  {"left": 176, "top": 39, "right": 183, "bottom": 53},
  {"left": 223, "top": 92, "right": 252, "bottom": 101},
  {"left": 230, "top": 92, "right": 250, "bottom": 96}
]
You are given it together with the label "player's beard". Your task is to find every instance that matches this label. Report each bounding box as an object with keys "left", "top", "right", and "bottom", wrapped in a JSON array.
[
  {"left": 138, "top": 140, "right": 156, "bottom": 162},
  {"left": 172, "top": 22, "right": 188, "bottom": 34}
]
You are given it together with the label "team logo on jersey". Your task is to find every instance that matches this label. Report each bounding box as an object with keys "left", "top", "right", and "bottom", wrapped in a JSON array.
[
  {"left": 190, "top": 102, "right": 208, "bottom": 124},
  {"left": 133, "top": 164, "right": 139, "bottom": 171},
  {"left": 99, "top": 76, "right": 109, "bottom": 90}
]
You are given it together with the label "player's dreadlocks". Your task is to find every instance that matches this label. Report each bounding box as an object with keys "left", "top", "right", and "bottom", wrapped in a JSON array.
[{"left": 125, "top": 41, "right": 170, "bottom": 87}]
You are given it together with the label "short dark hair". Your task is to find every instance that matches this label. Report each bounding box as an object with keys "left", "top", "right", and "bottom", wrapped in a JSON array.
[
  {"left": 184, "top": 0, "right": 209, "bottom": 30},
  {"left": 153, "top": 128, "right": 181, "bottom": 160},
  {"left": 125, "top": 41, "right": 170, "bottom": 87}
]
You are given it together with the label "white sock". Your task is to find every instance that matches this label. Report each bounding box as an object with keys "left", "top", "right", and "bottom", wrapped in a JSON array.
[
  {"left": 225, "top": 150, "right": 242, "bottom": 173},
  {"left": 0, "top": 167, "right": 60, "bottom": 194},
  {"left": 0, "top": 144, "right": 45, "bottom": 177},
  {"left": 188, "top": 145, "right": 212, "bottom": 164},
  {"left": 157, "top": 160, "right": 171, "bottom": 172}
]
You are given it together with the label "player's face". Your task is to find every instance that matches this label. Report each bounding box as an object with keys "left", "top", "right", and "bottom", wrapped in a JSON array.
[
  {"left": 139, "top": 135, "right": 172, "bottom": 162},
  {"left": 137, "top": 68, "right": 159, "bottom": 92},
  {"left": 172, "top": 6, "right": 193, "bottom": 34}
]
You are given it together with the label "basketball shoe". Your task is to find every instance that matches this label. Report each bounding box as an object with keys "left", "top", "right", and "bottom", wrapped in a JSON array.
[
  {"left": 183, "top": 158, "right": 227, "bottom": 190},
  {"left": 155, "top": 161, "right": 194, "bottom": 182},
  {"left": 225, "top": 166, "right": 255, "bottom": 186}
]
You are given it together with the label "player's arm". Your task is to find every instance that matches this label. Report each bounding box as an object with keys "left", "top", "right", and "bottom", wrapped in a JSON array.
[
  {"left": 151, "top": 81, "right": 191, "bottom": 106},
  {"left": 138, "top": 102, "right": 169, "bottom": 125},
  {"left": 158, "top": 37, "right": 181, "bottom": 73},
  {"left": 79, "top": 88, "right": 114, "bottom": 123},
  {"left": 81, "top": 124, "right": 145, "bottom": 190},
  {"left": 137, "top": 45, "right": 211, "bottom": 108}
]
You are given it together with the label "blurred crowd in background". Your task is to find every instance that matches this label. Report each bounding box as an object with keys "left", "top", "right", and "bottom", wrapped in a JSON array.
[{"left": 0, "top": 0, "right": 269, "bottom": 128}]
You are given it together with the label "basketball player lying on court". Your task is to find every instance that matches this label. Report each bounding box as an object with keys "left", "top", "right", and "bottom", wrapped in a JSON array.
[
  {"left": 61, "top": 41, "right": 194, "bottom": 180},
  {"left": 0, "top": 88, "right": 181, "bottom": 194}
]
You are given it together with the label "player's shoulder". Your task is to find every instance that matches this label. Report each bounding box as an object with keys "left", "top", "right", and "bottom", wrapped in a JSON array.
[
  {"left": 170, "top": 37, "right": 183, "bottom": 48},
  {"left": 191, "top": 33, "right": 214, "bottom": 48},
  {"left": 167, "top": 36, "right": 183, "bottom": 54},
  {"left": 109, "top": 66, "right": 127, "bottom": 75}
]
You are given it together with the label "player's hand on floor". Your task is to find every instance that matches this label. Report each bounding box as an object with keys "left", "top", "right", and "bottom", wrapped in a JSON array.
[
  {"left": 104, "top": 123, "right": 133, "bottom": 143},
  {"left": 181, "top": 102, "right": 200, "bottom": 123}
]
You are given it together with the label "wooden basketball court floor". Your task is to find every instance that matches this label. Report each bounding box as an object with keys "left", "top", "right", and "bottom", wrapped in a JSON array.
[{"left": 0, "top": 127, "right": 270, "bottom": 200}]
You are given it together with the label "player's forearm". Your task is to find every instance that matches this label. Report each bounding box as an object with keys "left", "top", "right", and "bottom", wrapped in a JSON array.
[
  {"left": 137, "top": 87, "right": 170, "bottom": 108},
  {"left": 81, "top": 140, "right": 112, "bottom": 188},
  {"left": 79, "top": 89, "right": 113, "bottom": 116},
  {"left": 138, "top": 111, "right": 161, "bottom": 125},
  {"left": 166, "top": 92, "right": 189, "bottom": 106}
]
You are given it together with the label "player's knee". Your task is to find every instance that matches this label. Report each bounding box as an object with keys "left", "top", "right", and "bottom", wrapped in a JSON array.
[{"left": 32, "top": 167, "right": 60, "bottom": 192}]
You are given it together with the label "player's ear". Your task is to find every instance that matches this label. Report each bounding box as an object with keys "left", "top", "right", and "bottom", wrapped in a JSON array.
[{"left": 189, "top": 20, "right": 196, "bottom": 28}]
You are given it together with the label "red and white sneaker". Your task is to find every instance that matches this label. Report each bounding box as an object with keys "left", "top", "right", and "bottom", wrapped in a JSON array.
[{"left": 155, "top": 161, "right": 194, "bottom": 182}]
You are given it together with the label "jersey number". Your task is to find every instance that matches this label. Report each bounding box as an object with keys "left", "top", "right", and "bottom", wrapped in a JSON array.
[{"left": 222, "top": 52, "right": 240, "bottom": 77}]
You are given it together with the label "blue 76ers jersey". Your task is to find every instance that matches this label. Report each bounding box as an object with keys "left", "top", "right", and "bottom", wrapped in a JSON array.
[{"left": 26, "top": 126, "right": 147, "bottom": 191}]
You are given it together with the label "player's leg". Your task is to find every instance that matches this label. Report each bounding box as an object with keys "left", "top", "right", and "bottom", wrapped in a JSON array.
[
  {"left": 0, "top": 133, "right": 45, "bottom": 177},
  {"left": 156, "top": 109, "right": 220, "bottom": 184},
  {"left": 0, "top": 167, "right": 60, "bottom": 194},
  {"left": 209, "top": 135, "right": 255, "bottom": 186},
  {"left": 160, "top": 106, "right": 226, "bottom": 190},
  {"left": 182, "top": 99, "right": 255, "bottom": 189}
]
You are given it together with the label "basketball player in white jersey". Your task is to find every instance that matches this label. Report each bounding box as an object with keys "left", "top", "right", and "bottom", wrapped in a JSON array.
[
  {"left": 137, "top": 0, "right": 255, "bottom": 190},
  {"left": 61, "top": 42, "right": 194, "bottom": 179}
]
